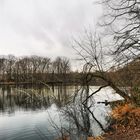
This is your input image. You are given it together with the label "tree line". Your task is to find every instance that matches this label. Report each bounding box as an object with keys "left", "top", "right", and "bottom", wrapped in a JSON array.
[{"left": 0, "top": 55, "right": 71, "bottom": 83}]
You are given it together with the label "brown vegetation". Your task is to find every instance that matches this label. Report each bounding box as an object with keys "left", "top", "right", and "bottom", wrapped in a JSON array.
[{"left": 103, "top": 104, "right": 140, "bottom": 140}]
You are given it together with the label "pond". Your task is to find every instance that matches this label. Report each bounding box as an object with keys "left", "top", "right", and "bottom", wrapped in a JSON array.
[{"left": 0, "top": 85, "right": 122, "bottom": 140}]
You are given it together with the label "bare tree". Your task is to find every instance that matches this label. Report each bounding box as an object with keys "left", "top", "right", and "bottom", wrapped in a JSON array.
[
  {"left": 52, "top": 57, "right": 71, "bottom": 74},
  {"left": 39, "top": 57, "right": 51, "bottom": 73},
  {"left": 100, "top": 0, "right": 140, "bottom": 62},
  {"left": 0, "top": 57, "right": 6, "bottom": 81},
  {"left": 5, "top": 55, "right": 16, "bottom": 81},
  {"left": 73, "top": 31, "right": 135, "bottom": 104}
]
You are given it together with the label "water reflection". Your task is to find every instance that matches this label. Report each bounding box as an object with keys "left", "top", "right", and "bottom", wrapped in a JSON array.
[
  {"left": 0, "top": 85, "right": 77, "bottom": 140},
  {"left": 0, "top": 104, "right": 63, "bottom": 140},
  {"left": 0, "top": 85, "right": 76, "bottom": 114},
  {"left": 0, "top": 86, "right": 115, "bottom": 140}
]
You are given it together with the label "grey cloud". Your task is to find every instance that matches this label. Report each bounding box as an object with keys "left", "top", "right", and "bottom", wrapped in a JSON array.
[{"left": 0, "top": 0, "right": 102, "bottom": 58}]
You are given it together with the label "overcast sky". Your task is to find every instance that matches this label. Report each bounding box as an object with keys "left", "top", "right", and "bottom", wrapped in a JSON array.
[{"left": 0, "top": 0, "right": 102, "bottom": 60}]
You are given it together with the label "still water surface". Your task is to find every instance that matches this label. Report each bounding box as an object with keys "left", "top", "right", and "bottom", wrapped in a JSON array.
[{"left": 0, "top": 85, "right": 122, "bottom": 140}]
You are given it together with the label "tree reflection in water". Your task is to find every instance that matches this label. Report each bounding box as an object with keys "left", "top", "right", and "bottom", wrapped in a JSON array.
[{"left": 0, "top": 85, "right": 76, "bottom": 114}]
